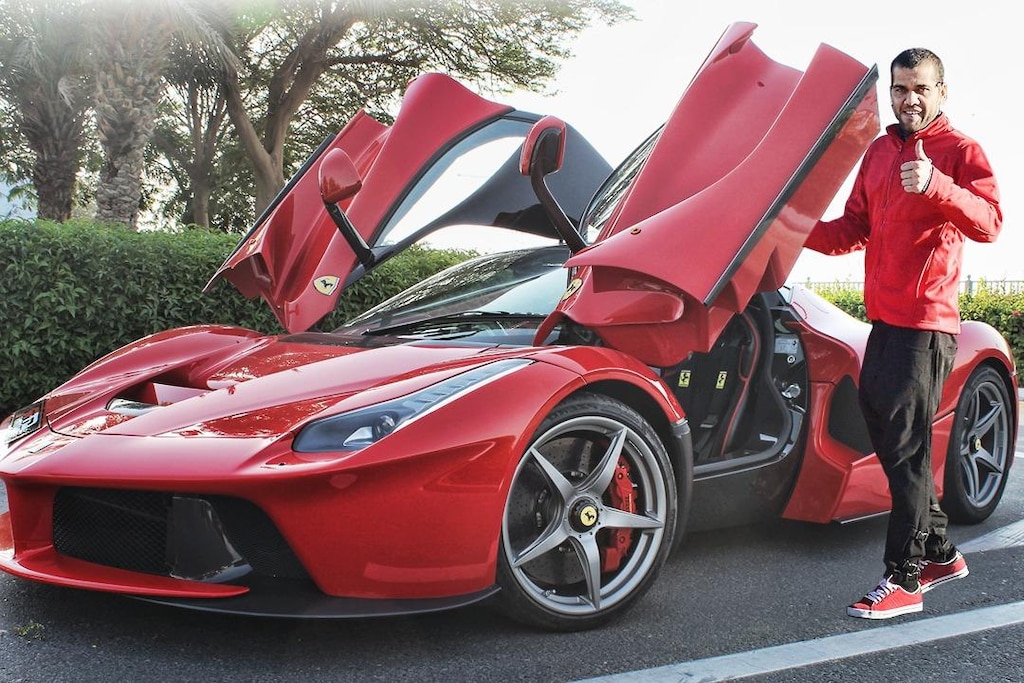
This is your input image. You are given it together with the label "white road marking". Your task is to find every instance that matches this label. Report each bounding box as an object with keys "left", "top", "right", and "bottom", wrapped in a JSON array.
[
  {"left": 960, "top": 518, "right": 1024, "bottom": 553},
  {"left": 571, "top": 601, "right": 1024, "bottom": 683}
]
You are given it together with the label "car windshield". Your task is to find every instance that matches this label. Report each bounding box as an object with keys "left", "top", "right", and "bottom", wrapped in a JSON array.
[
  {"left": 336, "top": 127, "right": 664, "bottom": 337},
  {"left": 578, "top": 127, "right": 662, "bottom": 239},
  {"left": 339, "top": 245, "right": 571, "bottom": 333}
]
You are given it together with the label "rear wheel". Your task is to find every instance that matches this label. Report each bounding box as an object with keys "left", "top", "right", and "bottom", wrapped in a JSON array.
[
  {"left": 495, "top": 392, "right": 677, "bottom": 631},
  {"left": 941, "top": 366, "right": 1014, "bottom": 523}
]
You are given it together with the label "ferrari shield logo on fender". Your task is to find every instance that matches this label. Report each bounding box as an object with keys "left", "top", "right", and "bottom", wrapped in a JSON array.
[
  {"left": 561, "top": 277, "right": 583, "bottom": 302},
  {"left": 313, "top": 276, "right": 340, "bottom": 296}
]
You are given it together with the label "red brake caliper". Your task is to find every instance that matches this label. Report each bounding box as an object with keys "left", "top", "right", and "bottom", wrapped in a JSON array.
[{"left": 600, "top": 457, "right": 635, "bottom": 572}]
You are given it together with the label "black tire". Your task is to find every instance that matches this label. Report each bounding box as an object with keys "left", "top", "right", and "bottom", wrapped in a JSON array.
[
  {"left": 941, "top": 366, "right": 1014, "bottom": 524},
  {"left": 494, "top": 392, "right": 677, "bottom": 631}
]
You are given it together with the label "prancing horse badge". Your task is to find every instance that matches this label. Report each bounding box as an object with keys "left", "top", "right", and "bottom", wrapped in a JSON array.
[{"left": 313, "top": 276, "right": 340, "bottom": 295}]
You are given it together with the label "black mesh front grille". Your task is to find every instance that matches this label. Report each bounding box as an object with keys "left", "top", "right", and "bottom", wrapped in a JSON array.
[
  {"left": 52, "top": 487, "right": 310, "bottom": 582},
  {"left": 53, "top": 488, "right": 172, "bottom": 574}
]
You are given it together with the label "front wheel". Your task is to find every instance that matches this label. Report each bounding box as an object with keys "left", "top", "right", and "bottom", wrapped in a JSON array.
[
  {"left": 495, "top": 392, "right": 678, "bottom": 631},
  {"left": 941, "top": 366, "right": 1014, "bottom": 523}
]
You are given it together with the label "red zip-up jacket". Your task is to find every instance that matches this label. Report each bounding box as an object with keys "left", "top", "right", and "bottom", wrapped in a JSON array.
[{"left": 805, "top": 113, "right": 1001, "bottom": 334}]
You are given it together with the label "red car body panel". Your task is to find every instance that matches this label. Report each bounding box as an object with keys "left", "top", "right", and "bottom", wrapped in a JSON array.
[
  {"left": 206, "top": 114, "right": 387, "bottom": 312},
  {"left": 540, "top": 25, "right": 880, "bottom": 366}
]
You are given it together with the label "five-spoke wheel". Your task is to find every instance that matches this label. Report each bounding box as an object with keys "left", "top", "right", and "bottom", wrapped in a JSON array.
[
  {"left": 942, "top": 366, "right": 1014, "bottom": 523},
  {"left": 495, "top": 392, "right": 679, "bottom": 631}
]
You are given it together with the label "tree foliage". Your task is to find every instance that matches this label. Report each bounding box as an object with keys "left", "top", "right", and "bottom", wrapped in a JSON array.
[
  {"left": 0, "top": 0, "right": 633, "bottom": 231},
  {"left": 219, "top": 0, "right": 633, "bottom": 216},
  {"left": 0, "top": 0, "right": 92, "bottom": 221}
]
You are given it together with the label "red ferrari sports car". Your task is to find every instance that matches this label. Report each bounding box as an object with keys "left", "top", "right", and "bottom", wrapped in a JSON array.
[{"left": 0, "top": 23, "right": 1017, "bottom": 631}]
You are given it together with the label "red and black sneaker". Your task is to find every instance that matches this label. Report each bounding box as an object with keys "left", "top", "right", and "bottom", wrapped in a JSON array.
[
  {"left": 847, "top": 577, "right": 922, "bottom": 619},
  {"left": 920, "top": 551, "right": 969, "bottom": 593}
]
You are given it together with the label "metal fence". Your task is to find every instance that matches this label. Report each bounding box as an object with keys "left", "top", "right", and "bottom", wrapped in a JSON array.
[{"left": 799, "top": 278, "right": 1024, "bottom": 296}]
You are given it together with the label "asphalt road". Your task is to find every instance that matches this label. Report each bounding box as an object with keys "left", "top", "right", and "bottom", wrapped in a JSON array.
[{"left": 1, "top": 409, "right": 1022, "bottom": 683}]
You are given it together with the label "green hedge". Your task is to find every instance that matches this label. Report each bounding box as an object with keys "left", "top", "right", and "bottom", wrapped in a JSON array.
[
  {"left": 958, "top": 288, "right": 1024, "bottom": 372},
  {"left": 0, "top": 220, "right": 471, "bottom": 417}
]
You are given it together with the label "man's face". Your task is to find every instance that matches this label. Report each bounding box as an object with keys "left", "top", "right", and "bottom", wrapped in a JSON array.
[{"left": 890, "top": 61, "right": 947, "bottom": 134}]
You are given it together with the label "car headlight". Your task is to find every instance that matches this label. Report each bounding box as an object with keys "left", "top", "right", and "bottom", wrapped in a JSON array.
[
  {"left": 293, "top": 359, "right": 532, "bottom": 453},
  {"left": 3, "top": 401, "right": 44, "bottom": 445}
]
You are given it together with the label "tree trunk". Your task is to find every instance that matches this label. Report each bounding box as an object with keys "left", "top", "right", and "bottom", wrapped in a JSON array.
[
  {"left": 252, "top": 151, "right": 285, "bottom": 215},
  {"left": 33, "top": 158, "right": 75, "bottom": 222},
  {"left": 223, "top": 79, "right": 284, "bottom": 217},
  {"left": 221, "top": 7, "right": 356, "bottom": 217},
  {"left": 93, "top": 66, "right": 162, "bottom": 230},
  {"left": 95, "top": 152, "right": 146, "bottom": 229},
  {"left": 190, "top": 176, "right": 211, "bottom": 228},
  {"left": 29, "top": 124, "right": 81, "bottom": 222}
]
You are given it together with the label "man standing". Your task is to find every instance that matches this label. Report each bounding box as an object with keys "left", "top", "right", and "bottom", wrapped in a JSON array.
[{"left": 804, "top": 47, "right": 1002, "bottom": 619}]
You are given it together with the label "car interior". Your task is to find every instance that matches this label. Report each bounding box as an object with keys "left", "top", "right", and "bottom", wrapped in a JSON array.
[{"left": 663, "top": 292, "right": 809, "bottom": 470}]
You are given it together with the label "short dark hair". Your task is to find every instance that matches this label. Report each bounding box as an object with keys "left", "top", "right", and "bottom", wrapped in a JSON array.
[{"left": 891, "top": 48, "right": 945, "bottom": 82}]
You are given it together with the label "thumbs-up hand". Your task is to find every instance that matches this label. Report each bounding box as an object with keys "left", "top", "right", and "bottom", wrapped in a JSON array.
[{"left": 900, "top": 139, "right": 933, "bottom": 194}]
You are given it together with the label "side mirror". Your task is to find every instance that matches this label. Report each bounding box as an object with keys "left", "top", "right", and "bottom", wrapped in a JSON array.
[
  {"left": 520, "top": 116, "right": 584, "bottom": 252},
  {"left": 318, "top": 147, "right": 374, "bottom": 270},
  {"left": 520, "top": 115, "right": 566, "bottom": 178},
  {"left": 318, "top": 148, "right": 362, "bottom": 205}
]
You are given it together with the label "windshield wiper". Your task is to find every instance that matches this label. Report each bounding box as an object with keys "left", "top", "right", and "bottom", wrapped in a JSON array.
[{"left": 363, "top": 311, "right": 547, "bottom": 337}]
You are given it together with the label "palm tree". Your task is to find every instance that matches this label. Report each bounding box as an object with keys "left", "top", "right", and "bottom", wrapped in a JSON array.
[
  {"left": 0, "top": 0, "right": 92, "bottom": 222},
  {"left": 87, "top": 0, "right": 233, "bottom": 229}
]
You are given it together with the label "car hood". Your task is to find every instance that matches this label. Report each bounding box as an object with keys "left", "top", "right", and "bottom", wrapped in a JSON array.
[
  {"left": 540, "top": 22, "right": 880, "bottom": 366},
  {"left": 206, "top": 73, "right": 610, "bottom": 334},
  {"left": 32, "top": 331, "right": 541, "bottom": 444}
]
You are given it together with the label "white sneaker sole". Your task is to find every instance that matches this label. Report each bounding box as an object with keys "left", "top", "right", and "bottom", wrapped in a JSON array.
[
  {"left": 846, "top": 601, "right": 923, "bottom": 619},
  {"left": 920, "top": 566, "right": 969, "bottom": 594}
]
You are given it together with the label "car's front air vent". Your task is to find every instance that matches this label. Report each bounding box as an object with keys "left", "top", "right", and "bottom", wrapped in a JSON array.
[{"left": 106, "top": 398, "right": 159, "bottom": 416}]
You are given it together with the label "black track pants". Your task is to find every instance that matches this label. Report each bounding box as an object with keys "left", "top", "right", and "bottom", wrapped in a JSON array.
[{"left": 858, "top": 321, "right": 958, "bottom": 581}]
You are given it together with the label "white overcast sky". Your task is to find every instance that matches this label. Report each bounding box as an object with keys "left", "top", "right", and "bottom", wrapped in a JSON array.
[{"left": 505, "top": 0, "right": 1020, "bottom": 284}]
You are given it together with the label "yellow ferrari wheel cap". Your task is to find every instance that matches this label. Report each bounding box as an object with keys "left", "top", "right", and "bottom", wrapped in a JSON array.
[{"left": 578, "top": 504, "right": 598, "bottom": 528}]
